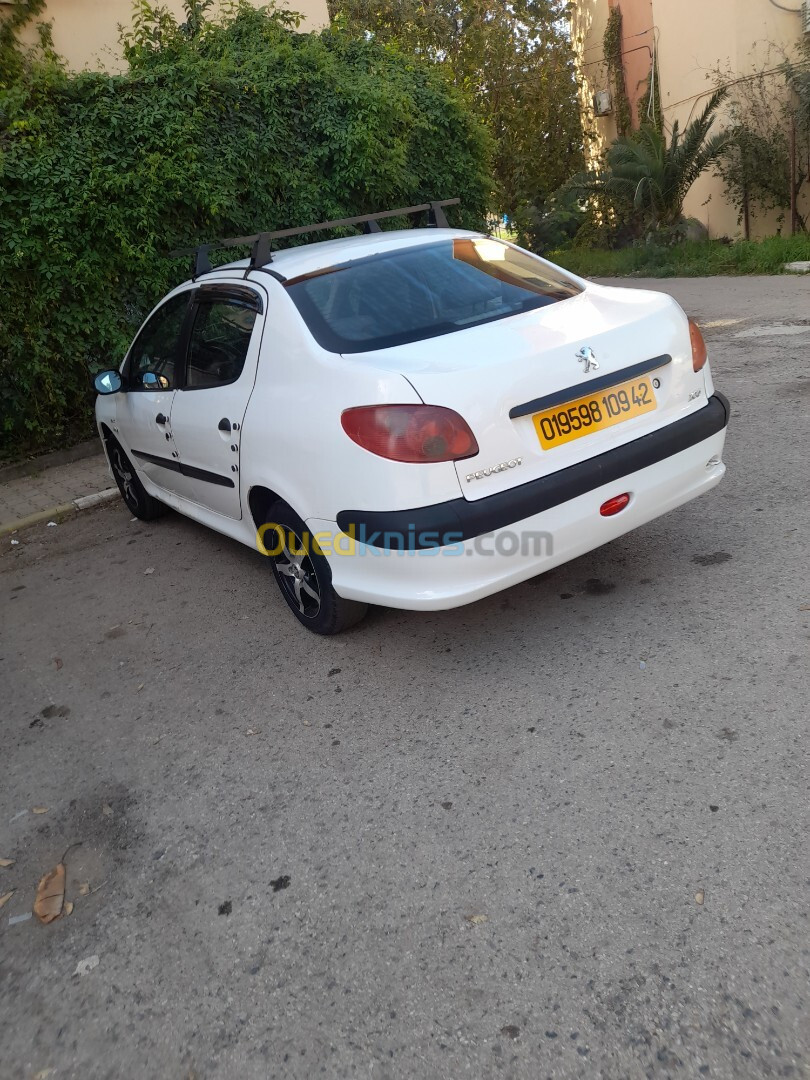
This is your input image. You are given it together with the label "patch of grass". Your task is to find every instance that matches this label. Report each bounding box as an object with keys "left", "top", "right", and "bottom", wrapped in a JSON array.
[{"left": 548, "top": 235, "right": 810, "bottom": 278}]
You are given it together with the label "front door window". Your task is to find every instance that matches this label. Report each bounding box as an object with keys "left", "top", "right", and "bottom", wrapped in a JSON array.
[{"left": 125, "top": 292, "right": 190, "bottom": 390}]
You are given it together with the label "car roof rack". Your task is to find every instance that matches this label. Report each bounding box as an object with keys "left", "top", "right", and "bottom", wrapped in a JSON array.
[{"left": 170, "top": 199, "right": 460, "bottom": 280}]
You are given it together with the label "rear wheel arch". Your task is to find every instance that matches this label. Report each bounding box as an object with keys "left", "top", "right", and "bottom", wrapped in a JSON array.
[{"left": 248, "top": 484, "right": 285, "bottom": 535}]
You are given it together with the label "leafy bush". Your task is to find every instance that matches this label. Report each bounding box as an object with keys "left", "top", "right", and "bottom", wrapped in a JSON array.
[
  {"left": 569, "top": 89, "right": 730, "bottom": 244},
  {"left": 513, "top": 187, "right": 585, "bottom": 254},
  {"left": 0, "top": 2, "right": 492, "bottom": 459}
]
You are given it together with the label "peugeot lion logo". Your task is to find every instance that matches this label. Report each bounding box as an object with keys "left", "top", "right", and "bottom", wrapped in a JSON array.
[{"left": 576, "top": 346, "right": 599, "bottom": 373}]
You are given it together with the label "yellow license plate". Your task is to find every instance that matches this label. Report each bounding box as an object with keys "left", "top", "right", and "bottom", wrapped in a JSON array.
[{"left": 532, "top": 376, "right": 657, "bottom": 450}]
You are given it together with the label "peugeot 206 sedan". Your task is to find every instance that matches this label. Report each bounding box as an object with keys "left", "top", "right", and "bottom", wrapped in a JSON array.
[{"left": 94, "top": 201, "right": 729, "bottom": 635}]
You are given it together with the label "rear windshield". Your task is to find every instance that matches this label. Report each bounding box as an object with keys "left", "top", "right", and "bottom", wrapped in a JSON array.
[{"left": 284, "top": 237, "right": 581, "bottom": 353}]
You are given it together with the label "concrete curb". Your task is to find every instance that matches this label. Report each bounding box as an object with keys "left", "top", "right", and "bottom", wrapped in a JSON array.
[{"left": 1, "top": 487, "right": 119, "bottom": 538}]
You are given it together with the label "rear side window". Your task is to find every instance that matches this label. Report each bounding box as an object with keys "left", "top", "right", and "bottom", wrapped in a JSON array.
[
  {"left": 184, "top": 300, "right": 258, "bottom": 389},
  {"left": 285, "top": 238, "right": 581, "bottom": 353}
]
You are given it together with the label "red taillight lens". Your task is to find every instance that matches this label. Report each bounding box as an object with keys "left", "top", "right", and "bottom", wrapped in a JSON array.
[
  {"left": 689, "top": 318, "right": 707, "bottom": 372},
  {"left": 600, "top": 493, "right": 631, "bottom": 517},
  {"left": 341, "top": 405, "right": 479, "bottom": 463}
]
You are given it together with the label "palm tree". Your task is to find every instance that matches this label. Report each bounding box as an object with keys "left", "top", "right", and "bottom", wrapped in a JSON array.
[{"left": 576, "top": 88, "right": 730, "bottom": 234}]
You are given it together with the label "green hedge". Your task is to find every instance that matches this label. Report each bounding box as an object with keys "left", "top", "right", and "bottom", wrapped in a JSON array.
[{"left": 0, "top": 6, "right": 492, "bottom": 459}]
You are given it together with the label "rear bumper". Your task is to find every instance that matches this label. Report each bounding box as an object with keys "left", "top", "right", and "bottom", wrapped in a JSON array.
[
  {"left": 336, "top": 393, "right": 729, "bottom": 549},
  {"left": 310, "top": 406, "right": 729, "bottom": 611}
]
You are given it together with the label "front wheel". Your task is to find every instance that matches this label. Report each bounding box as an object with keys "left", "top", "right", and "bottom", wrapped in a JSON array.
[
  {"left": 265, "top": 501, "right": 367, "bottom": 635},
  {"left": 104, "top": 435, "right": 166, "bottom": 521}
]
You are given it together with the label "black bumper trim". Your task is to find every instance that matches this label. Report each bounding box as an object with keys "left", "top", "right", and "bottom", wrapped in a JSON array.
[
  {"left": 336, "top": 393, "right": 729, "bottom": 550},
  {"left": 509, "top": 354, "right": 672, "bottom": 419}
]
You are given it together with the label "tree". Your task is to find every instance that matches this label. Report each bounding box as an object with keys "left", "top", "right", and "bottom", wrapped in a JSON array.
[
  {"left": 573, "top": 88, "right": 730, "bottom": 237},
  {"left": 328, "top": 0, "right": 584, "bottom": 219},
  {"left": 710, "top": 60, "right": 798, "bottom": 238},
  {"left": 784, "top": 36, "right": 810, "bottom": 234}
]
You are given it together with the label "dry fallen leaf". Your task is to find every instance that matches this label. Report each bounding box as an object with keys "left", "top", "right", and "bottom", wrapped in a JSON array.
[
  {"left": 33, "top": 1069, "right": 56, "bottom": 1080},
  {"left": 464, "top": 914, "right": 488, "bottom": 925},
  {"left": 102, "top": 804, "right": 113, "bottom": 817},
  {"left": 34, "top": 863, "right": 65, "bottom": 924},
  {"left": 78, "top": 882, "right": 91, "bottom": 896},
  {"left": 64, "top": 900, "right": 74, "bottom": 916},
  {"left": 0, "top": 858, "right": 14, "bottom": 868},
  {"left": 54, "top": 657, "right": 63, "bottom": 671},
  {"left": 245, "top": 728, "right": 261, "bottom": 736},
  {"left": 0, "top": 890, "right": 14, "bottom": 909},
  {"left": 695, "top": 889, "right": 705, "bottom": 906},
  {"left": 143, "top": 567, "right": 155, "bottom": 575},
  {"left": 32, "top": 807, "right": 48, "bottom": 815}
]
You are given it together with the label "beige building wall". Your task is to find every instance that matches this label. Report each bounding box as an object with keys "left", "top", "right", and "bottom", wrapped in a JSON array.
[
  {"left": 572, "top": 0, "right": 809, "bottom": 239},
  {"left": 0, "top": 0, "right": 329, "bottom": 72},
  {"left": 571, "top": 0, "right": 654, "bottom": 169},
  {"left": 571, "top": 0, "right": 616, "bottom": 169}
]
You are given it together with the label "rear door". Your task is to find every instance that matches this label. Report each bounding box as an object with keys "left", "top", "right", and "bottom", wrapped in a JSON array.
[{"left": 167, "top": 283, "right": 264, "bottom": 519}]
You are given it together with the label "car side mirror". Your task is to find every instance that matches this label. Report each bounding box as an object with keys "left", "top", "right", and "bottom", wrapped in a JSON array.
[{"left": 94, "top": 370, "right": 123, "bottom": 395}]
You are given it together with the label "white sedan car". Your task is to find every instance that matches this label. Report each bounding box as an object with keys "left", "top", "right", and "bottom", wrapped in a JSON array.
[{"left": 94, "top": 202, "right": 729, "bottom": 634}]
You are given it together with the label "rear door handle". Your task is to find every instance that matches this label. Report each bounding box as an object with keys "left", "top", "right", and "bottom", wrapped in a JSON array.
[
  {"left": 155, "top": 413, "right": 168, "bottom": 425},
  {"left": 218, "top": 418, "right": 231, "bottom": 433}
]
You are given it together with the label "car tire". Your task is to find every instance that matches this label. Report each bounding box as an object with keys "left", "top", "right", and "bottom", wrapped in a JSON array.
[
  {"left": 104, "top": 435, "right": 167, "bottom": 521},
  {"left": 265, "top": 500, "right": 368, "bottom": 635}
]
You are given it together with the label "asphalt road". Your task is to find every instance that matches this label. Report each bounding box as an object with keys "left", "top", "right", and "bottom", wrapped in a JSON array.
[{"left": 2, "top": 277, "right": 809, "bottom": 1080}]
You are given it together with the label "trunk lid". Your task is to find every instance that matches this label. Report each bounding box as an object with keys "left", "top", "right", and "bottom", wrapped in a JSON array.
[{"left": 346, "top": 283, "right": 709, "bottom": 501}]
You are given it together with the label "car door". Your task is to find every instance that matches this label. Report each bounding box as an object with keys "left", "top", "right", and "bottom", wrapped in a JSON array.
[
  {"left": 167, "top": 283, "right": 264, "bottom": 519},
  {"left": 114, "top": 289, "right": 200, "bottom": 503}
]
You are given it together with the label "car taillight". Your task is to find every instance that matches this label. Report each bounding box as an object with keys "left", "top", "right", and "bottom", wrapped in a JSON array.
[
  {"left": 341, "top": 405, "right": 479, "bottom": 463},
  {"left": 689, "top": 318, "right": 707, "bottom": 372}
]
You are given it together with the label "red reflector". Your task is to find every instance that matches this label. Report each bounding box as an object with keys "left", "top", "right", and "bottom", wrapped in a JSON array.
[{"left": 600, "top": 493, "right": 631, "bottom": 517}]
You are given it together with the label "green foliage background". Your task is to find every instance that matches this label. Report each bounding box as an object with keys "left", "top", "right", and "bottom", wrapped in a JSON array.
[
  {"left": 0, "top": 1, "right": 492, "bottom": 458},
  {"left": 328, "top": 1, "right": 584, "bottom": 227}
]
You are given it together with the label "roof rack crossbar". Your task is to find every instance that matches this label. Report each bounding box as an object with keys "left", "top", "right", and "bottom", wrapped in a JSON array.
[{"left": 169, "top": 198, "right": 460, "bottom": 273}]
